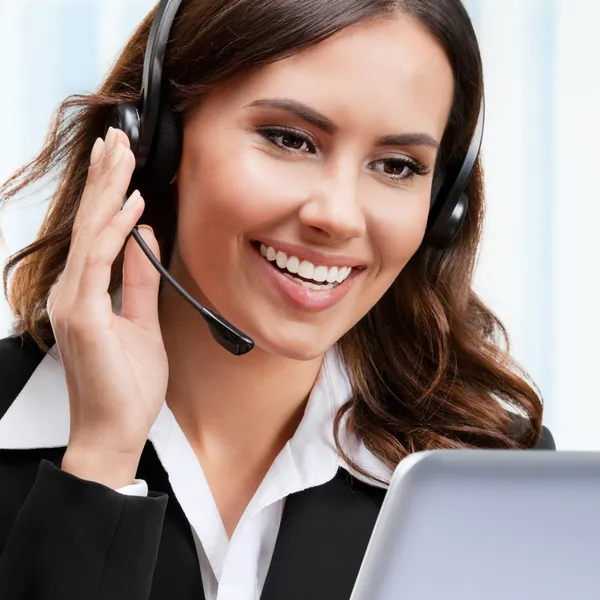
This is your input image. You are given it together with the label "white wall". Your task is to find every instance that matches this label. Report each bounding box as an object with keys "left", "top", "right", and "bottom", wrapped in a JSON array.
[
  {"left": 466, "top": 0, "right": 600, "bottom": 449},
  {"left": 552, "top": 0, "right": 600, "bottom": 449}
]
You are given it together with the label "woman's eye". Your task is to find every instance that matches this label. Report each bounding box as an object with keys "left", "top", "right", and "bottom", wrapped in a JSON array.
[
  {"left": 258, "top": 127, "right": 316, "bottom": 154},
  {"left": 255, "top": 126, "right": 430, "bottom": 183},
  {"left": 370, "top": 158, "right": 429, "bottom": 182}
]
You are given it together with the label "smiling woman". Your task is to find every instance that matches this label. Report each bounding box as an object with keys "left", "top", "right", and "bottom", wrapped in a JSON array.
[
  {"left": 0, "top": 1, "right": 552, "bottom": 600},
  {"left": 169, "top": 16, "right": 454, "bottom": 360}
]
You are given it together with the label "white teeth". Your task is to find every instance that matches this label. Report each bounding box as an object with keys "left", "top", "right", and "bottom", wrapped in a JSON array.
[
  {"left": 259, "top": 243, "right": 354, "bottom": 286},
  {"left": 298, "top": 260, "right": 314, "bottom": 280},
  {"left": 337, "top": 266, "right": 350, "bottom": 284},
  {"left": 296, "top": 278, "right": 336, "bottom": 290},
  {"left": 276, "top": 251, "right": 287, "bottom": 269},
  {"left": 313, "top": 265, "right": 328, "bottom": 283},
  {"left": 287, "top": 255, "right": 300, "bottom": 274}
]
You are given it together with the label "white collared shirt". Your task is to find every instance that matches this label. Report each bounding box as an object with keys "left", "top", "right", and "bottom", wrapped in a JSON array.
[{"left": 0, "top": 342, "right": 392, "bottom": 600}]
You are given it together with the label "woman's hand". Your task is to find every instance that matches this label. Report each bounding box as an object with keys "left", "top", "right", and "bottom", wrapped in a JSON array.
[{"left": 49, "top": 127, "right": 169, "bottom": 489}]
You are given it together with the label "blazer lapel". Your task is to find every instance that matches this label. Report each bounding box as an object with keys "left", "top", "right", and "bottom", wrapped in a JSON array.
[
  {"left": 137, "top": 443, "right": 206, "bottom": 600},
  {"left": 260, "top": 468, "right": 386, "bottom": 600}
]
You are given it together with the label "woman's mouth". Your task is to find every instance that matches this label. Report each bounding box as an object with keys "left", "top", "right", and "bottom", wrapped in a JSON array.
[
  {"left": 249, "top": 240, "right": 365, "bottom": 312},
  {"left": 256, "top": 242, "right": 353, "bottom": 288}
]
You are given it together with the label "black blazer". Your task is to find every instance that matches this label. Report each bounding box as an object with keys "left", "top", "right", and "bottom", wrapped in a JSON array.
[{"left": 0, "top": 334, "right": 556, "bottom": 600}]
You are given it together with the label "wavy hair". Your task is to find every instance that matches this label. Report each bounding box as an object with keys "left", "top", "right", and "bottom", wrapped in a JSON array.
[{"left": 0, "top": 0, "right": 543, "bottom": 483}]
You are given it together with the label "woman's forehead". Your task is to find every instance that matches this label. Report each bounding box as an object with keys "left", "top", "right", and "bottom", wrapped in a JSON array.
[{"left": 196, "top": 17, "right": 454, "bottom": 143}]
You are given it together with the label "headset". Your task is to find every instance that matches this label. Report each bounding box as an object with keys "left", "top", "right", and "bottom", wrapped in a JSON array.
[{"left": 105, "top": 0, "right": 485, "bottom": 357}]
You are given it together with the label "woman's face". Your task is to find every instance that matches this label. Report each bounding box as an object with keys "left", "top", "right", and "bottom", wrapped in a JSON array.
[{"left": 171, "top": 15, "right": 454, "bottom": 360}]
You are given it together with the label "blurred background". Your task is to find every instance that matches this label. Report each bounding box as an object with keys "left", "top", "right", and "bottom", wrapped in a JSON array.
[{"left": 0, "top": 0, "right": 598, "bottom": 450}]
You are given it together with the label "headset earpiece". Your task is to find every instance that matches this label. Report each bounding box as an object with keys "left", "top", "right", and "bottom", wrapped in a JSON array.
[
  {"left": 105, "top": 104, "right": 141, "bottom": 159},
  {"left": 423, "top": 192, "right": 468, "bottom": 248},
  {"left": 141, "top": 101, "right": 182, "bottom": 188},
  {"left": 105, "top": 100, "right": 182, "bottom": 194},
  {"left": 422, "top": 98, "right": 485, "bottom": 249}
]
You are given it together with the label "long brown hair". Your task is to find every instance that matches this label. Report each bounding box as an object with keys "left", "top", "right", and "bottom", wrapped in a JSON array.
[{"left": 1, "top": 0, "right": 544, "bottom": 483}]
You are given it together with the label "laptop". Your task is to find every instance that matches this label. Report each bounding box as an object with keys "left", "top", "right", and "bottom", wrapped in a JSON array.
[{"left": 350, "top": 450, "right": 600, "bottom": 600}]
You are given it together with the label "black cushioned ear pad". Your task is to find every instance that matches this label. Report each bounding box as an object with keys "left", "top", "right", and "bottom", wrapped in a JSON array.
[
  {"left": 131, "top": 101, "right": 183, "bottom": 197},
  {"left": 125, "top": 102, "right": 182, "bottom": 273},
  {"left": 425, "top": 165, "right": 446, "bottom": 238},
  {"left": 430, "top": 164, "right": 446, "bottom": 208}
]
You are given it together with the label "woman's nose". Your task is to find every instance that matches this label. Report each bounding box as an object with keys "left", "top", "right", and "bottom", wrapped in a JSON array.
[{"left": 297, "top": 172, "right": 366, "bottom": 243}]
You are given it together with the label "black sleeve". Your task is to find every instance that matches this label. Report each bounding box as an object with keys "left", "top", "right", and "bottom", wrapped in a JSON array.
[
  {"left": 0, "top": 459, "right": 168, "bottom": 600},
  {"left": 0, "top": 334, "right": 46, "bottom": 421}
]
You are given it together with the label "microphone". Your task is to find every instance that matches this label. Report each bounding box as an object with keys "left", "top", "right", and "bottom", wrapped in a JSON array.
[{"left": 125, "top": 212, "right": 255, "bottom": 356}]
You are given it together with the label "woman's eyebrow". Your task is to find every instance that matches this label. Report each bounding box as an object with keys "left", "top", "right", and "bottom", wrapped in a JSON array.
[{"left": 245, "top": 97, "right": 440, "bottom": 150}]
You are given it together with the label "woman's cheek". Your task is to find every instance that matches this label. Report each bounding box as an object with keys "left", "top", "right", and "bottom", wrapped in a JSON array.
[
  {"left": 189, "top": 144, "right": 314, "bottom": 232},
  {"left": 374, "top": 197, "right": 430, "bottom": 276}
]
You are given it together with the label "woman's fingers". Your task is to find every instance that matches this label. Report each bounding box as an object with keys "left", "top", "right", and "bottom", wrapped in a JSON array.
[
  {"left": 120, "top": 224, "right": 162, "bottom": 331},
  {"left": 76, "top": 190, "right": 146, "bottom": 309},
  {"left": 51, "top": 124, "right": 163, "bottom": 335},
  {"left": 82, "top": 141, "right": 135, "bottom": 239},
  {"left": 63, "top": 133, "right": 137, "bottom": 289},
  {"left": 73, "top": 128, "right": 131, "bottom": 237}
]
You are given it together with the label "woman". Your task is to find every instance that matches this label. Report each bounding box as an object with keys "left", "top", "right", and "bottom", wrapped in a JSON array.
[{"left": 0, "top": 0, "right": 554, "bottom": 599}]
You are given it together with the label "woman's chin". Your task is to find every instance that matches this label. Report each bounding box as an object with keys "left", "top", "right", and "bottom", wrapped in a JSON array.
[{"left": 251, "top": 320, "right": 340, "bottom": 362}]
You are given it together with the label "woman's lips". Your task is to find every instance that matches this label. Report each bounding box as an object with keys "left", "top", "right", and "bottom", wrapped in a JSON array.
[{"left": 248, "top": 242, "right": 363, "bottom": 312}]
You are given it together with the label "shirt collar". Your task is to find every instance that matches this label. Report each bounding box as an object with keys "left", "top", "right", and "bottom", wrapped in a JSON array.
[{"left": 0, "top": 341, "right": 392, "bottom": 489}]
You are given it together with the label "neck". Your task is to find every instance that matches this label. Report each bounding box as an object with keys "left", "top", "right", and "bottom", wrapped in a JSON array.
[{"left": 157, "top": 274, "right": 324, "bottom": 466}]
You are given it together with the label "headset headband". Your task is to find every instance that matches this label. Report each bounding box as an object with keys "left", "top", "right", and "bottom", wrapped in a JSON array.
[
  {"left": 436, "top": 96, "right": 485, "bottom": 210},
  {"left": 136, "top": 0, "right": 184, "bottom": 168}
]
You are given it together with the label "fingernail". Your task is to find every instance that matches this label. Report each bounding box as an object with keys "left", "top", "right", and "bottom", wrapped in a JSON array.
[
  {"left": 123, "top": 190, "right": 141, "bottom": 210},
  {"left": 90, "top": 137, "right": 104, "bottom": 166},
  {"left": 105, "top": 127, "right": 117, "bottom": 153},
  {"left": 137, "top": 224, "right": 154, "bottom": 236}
]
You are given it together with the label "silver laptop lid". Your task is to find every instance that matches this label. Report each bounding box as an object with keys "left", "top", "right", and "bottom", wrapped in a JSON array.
[{"left": 350, "top": 450, "right": 600, "bottom": 600}]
